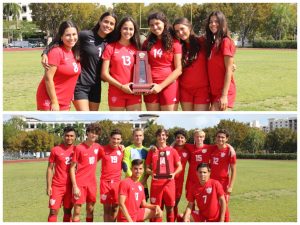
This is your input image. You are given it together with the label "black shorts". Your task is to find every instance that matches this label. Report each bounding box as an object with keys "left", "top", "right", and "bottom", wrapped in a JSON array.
[{"left": 74, "top": 80, "right": 101, "bottom": 103}]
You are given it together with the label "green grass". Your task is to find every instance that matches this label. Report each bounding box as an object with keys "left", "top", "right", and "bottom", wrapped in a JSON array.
[
  {"left": 3, "top": 48, "right": 297, "bottom": 111},
  {"left": 3, "top": 159, "right": 297, "bottom": 222}
]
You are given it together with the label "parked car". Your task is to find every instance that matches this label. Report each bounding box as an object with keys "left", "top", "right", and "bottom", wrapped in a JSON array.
[
  {"left": 20, "top": 151, "right": 36, "bottom": 159},
  {"left": 8, "top": 41, "right": 33, "bottom": 48}
]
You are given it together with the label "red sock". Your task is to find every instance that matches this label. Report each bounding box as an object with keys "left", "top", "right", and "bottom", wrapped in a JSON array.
[
  {"left": 150, "top": 218, "right": 163, "bottom": 222},
  {"left": 177, "top": 214, "right": 184, "bottom": 222},
  {"left": 48, "top": 215, "right": 57, "bottom": 222},
  {"left": 174, "top": 206, "right": 178, "bottom": 221},
  {"left": 63, "top": 214, "right": 72, "bottom": 222},
  {"left": 72, "top": 218, "right": 80, "bottom": 222},
  {"left": 167, "top": 211, "right": 175, "bottom": 222},
  {"left": 86, "top": 217, "right": 93, "bottom": 222}
]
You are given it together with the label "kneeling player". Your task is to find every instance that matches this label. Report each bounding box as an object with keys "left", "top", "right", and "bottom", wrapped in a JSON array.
[
  {"left": 183, "top": 163, "right": 226, "bottom": 222},
  {"left": 118, "top": 159, "right": 163, "bottom": 222}
]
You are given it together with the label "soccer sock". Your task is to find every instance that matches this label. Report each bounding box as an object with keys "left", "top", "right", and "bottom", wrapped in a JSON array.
[
  {"left": 86, "top": 217, "right": 93, "bottom": 222},
  {"left": 167, "top": 211, "right": 175, "bottom": 222},
  {"left": 176, "top": 214, "right": 184, "bottom": 222},
  {"left": 63, "top": 214, "right": 72, "bottom": 222},
  {"left": 48, "top": 214, "right": 57, "bottom": 222},
  {"left": 174, "top": 206, "right": 178, "bottom": 221},
  {"left": 150, "top": 218, "right": 163, "bottom": 222}
]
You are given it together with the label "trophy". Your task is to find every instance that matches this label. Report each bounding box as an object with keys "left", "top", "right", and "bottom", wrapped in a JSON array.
[
  {"left": 154, "top": 151, "right": 172, "bottom": 179},
  {"left": 131, "top": 51, "right": 153, "bottom": 93}
]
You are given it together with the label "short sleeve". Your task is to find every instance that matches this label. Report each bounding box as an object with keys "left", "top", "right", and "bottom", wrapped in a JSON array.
[
  {"left": 102, "top": 43, "right": 114, "bottom": 60},
  {"left": 72, "top": 146, "right": 80, "bottom": 163},
  {"left": 119, "top": 180, "right": 129, "bottom": 197},
  {"left": 172, "top": 147, "right": 181, "bottom": 164},
  {"left": 173, "top": 39, "right": 182, "bottom": 54},
  {"left": 215, "top": 180, "right": 225, "bottom": 198},
  {"left": 230, "top": 149, "right": 237, "bottom": 165},
  {"left": 145, "top": 150, "right": 153, "bottom": 166},
  {"left": 97, "top": 145, "right": 105, "bottom": 160},
  {"left": 186, "top": 185, "right": 195, "bottom": 202},
  {"left": 48, "top": 147, "right": 56, "bottom": 163},
  {"left": 222, "top": 38, "right": 235, "bottom": 57},
  {"left": 47, "top": 47, "right": 61, "bottom": 66}
]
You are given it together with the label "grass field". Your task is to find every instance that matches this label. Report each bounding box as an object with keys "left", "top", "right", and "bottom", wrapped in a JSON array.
[
  {"left": 3, "top": 48, "right": 297, "bottom": 111},
  {"left": 3, "top": 159, "right": 297, "bottom": 222}
]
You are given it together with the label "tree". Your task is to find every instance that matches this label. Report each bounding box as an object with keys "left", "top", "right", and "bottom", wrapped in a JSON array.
[
  {"left": 265, "top": 128, "right": 297, "bottom": 153},
  {"left": 143, "top": 123, "right": 163, "bottom": 147},
  {"left": 26, "top": 130, "right": 55, "bottom": 152},
  {"left": 3, "top": 3, "right": 21, "bottom": 21},
  {"left": 242, "top": 128, "right": 266, "bottom": 154},
  {"left": 73, "top": 122, "right": 86, "bottom": 141}
]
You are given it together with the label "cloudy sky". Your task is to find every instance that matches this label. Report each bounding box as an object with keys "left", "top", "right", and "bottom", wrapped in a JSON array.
[{"left": 3, "top": 112, "right": 296, "bottom": 130}]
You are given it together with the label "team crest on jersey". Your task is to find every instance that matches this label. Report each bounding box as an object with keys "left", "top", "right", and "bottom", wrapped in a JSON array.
[
  {"left": 129, "top": 50, "right": 135, "bottom": 55},
  {"left": 182, "top": 152, "right": 188, "bottom": 158},
  {"left": 166, "top": 151, "right": 170, "bottom": 156},
  {"left": 111, "top": 96, "right": 117, "bottom": 103},
  {"left": 44, "top": 99, "right": 51, "bottom": 106},
  {"left": 202, "top": 149, "right": 207, "bottom": 153},
  {"left": 150, "top": 197, "right": 156, "bottom": 203},
  {"left": 101, "top": 194, "right": 107, "bottom": 200},
  {"left": 206, "top": 187, "right": 212, "bottom": 194},
  {"left": 94, "top": 149, "right": 98, "bottom": 154},
  {"left": 116, "top": 150, "right": 121, "bottom": 156},
  {"left": 50, "top": 199, "right": 56, "bottom": 206},
  {"left": 138, "top": 185, "right": 143, "bottom": 191},
  {"left": 221, "top": 152, "right": 226, "bottom": 158}
]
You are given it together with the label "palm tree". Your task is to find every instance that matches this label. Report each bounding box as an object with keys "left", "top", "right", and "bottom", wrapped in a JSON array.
[{"left": 3, "top": 3, "right": 21, "bottom": 22}]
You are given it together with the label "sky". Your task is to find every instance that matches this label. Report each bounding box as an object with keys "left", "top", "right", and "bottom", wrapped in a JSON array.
[{"left": 3, "top": 112, "right": 296, "bottom": 130}]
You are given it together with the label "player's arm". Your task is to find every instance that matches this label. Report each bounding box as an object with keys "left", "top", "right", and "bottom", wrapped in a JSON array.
[
  {"left": 122, "top": 147, "right": 132, "bottom": 177},
  {"left": 150, "top": 53, "right": 182, "bottom": 94},
  {"left": 220, "top": 55, "right": 234, "bottom": 110},
  {"left": 141, "top": 199, "right": 163, "bottom": 217},
  {"left": 70, "top": 161, "right": 80, "bottom": 198},
  {"left": 119, "top": 194, "right": 133, "bottom": 222},
  {"left": 44, "top": 65, "right": 59, "bottom": 111},
  {"left": 183, "top": 201, "right": 194, "bottom": 222},
  {"left": 170, "top": 161, "right": 182, "bottom": 180},
  {"left": 228, "top": 163, "right": 237, "bottom": 193},
  {"left": 46, "top": 162, "right": 54, "bottom": 196},
  {"left": 146, "top": 164, "right": 154, "bottom": 176},
  {"left": 219, "top": 195, "right": 226, "bottom": 222}
]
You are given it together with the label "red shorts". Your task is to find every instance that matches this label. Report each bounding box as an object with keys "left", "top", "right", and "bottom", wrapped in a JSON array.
[
  {"left": 179, "top": 86, "right": 210, "bottom": 104},
  {"left": 175, "top": 178, "right": 184, "bottom": 199},
  {"left": 108, "top": 86, "right": 141, "bottom": 108},
  {"left": 100, "top": 180, "right": 120, "bottom": 204},
  {"left": 72, "top": 185, "right": 97, "bottom": 204},
  {"left": 185, "top": 179, "right": 197, "bottom": 199},
  {"left": 192, "top": 210, "right": 219, "bottom": 222},
  {"left": 144, "top": 80, "right": 179, "bottom": 106},
  {"left": 49, "top": 184, "right": 73, "bottom": 209},
  {"left": 36, "top": 97, "right": 71, "bottom": 111},
  {"left": 117, "top": 208, "right": 145, "bottom": 222},
  {"left": 150, "top": 180, "right": 175, "bottom": 207},
  {"left": 211, "top": 82, "right": 236, "bottom": 108}
]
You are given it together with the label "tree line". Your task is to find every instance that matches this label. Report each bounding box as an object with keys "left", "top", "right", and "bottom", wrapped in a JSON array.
[{"left": 3, "top": 117, "right": 296, "bottom": 154}]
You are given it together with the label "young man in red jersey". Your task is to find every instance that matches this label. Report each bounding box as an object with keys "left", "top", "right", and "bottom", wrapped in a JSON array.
[
  {"left": 146, "top": 128, "right": 182, "bottom": 222},
  {"left": 70, "top": 123, "right": 102, "bottom": 222},
  {"left": 183, "top": 163, "right": 226, "bottom": 222},
  {"left": 210, "top": 129, "right": 236, "bottom": 222},
  {"left": 118, "top": 159, "right": 163, "bottom": 222},
  {"left": 98, "top": 129, "right": 124, "bottom": 222},
  {"left": 46, "top": 126, "right": 76, "bottom": 222}
]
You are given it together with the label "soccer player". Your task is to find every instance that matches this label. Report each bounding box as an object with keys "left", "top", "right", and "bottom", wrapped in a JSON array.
[
  {"left": 183, "top": 162, "right": 226, "bottom": 222},
  {"left": 37, "top": 21, "right": 81, "bottom": 111},
  {"left": 118, "top": 159, "right": 163, "bottom": 222},
  {"left": 101, "top": 17, "right": 142, "bottom": 111},
  {"left": 210, "top": 129, "right": 237, "bottom": 222},
  {"left": 98, "top": 129, "right": 124, "bottom": 222},
  {"left": 146, "top": 128, "right": 182, "bottom": 222},
  {"left": 46, "top": 126, "right": 76, "bottom": 222},
  {"left": 69, "top": 123, "right": 102, "bottom": 222},
  {"left": 122, "top": 128, "right": 150, "bottom": 200}
]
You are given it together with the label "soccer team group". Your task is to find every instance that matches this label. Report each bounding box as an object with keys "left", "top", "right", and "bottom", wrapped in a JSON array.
[{"left": 47, "top": 123, "right": 237, "bottom": 222}]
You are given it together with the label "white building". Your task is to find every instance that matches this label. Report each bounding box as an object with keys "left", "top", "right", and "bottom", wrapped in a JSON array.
[
  {"left": 248, "top": 120, "right": 261, "bottom": 128},
  {"left": 4, "top": 3, "right": 33, "bottom": 21},
  {"left": 268, "top": 117, "right": 297, "bottom": 132}
]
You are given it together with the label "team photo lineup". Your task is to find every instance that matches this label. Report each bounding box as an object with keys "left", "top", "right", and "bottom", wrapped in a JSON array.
[
  {"left": 47, "top": 123, "right": 236, "bottom": 222},
  {"left": 37, "top": 9, "right": 236, "bottom": 111}
]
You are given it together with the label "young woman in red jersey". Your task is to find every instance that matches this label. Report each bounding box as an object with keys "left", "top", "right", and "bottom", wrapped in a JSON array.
[
  {"left": 143, "top": 12, "right": 182, "bottom": 111},
  {"left": 205, "top": 11, "right": 236, "bottom": 111},
  {"left": 36, "top": 21, "right": 81, "bottom": 111},
  {"left": 101, "top": 17, "right": 142, "bottom": 111},
  {"left": 173, "top": 18, "right": 210, "bottom": 111}
]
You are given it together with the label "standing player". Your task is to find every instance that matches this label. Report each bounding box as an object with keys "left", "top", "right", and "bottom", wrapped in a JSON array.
[
  {"left": 69, "top": 123, "right": 102, "bottom": 222},
  {"left": 101, "top": 17, "right": 142, "bottom": 111},
  {"left": 98, "top": 129, "right": 124, "bottom": 222},
  {"left": 37, "top": 21, "right": 81, "bottom": 111},
  {"left": 183, "top": 163, "right": 226, "bottom": 222},
  {"left": 122, "top": 128, "right": 150, "bottom": 200},
  {"left": 46, "top": 126, "right": 76, "bottom": 222},
  {"left": 205, "top": 11, "right": 236, "bottom": 111},
  {"left": 210, "top": 129, "right": 237, "bottom": 222},
  {"left": 118, "top": 159, "right": 163, "bottom": 222},
  {"left": 143, "top": 12, "right": 182, "bottom": 111},
  {"left": 146, "top": 128, "right": 182, "bottom": 222}
]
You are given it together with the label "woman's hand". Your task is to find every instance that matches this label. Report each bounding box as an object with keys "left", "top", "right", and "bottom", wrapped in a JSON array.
[
  {"left": 120, "top": 83, "right": 134, "bottom": 94},
  {"left": 219, "top": 95, "right": 228, "bottom": 111},
  {"left": 150, "top": 83, "right": 163, "bottom": 94},
  {"left": 50, "top": 102, "right": 60, "bottom": 111},
  {"left": 41, "top": 54, "right": 50, "bottom": 70}
]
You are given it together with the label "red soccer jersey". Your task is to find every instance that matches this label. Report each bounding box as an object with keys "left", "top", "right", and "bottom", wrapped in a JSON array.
[
  {"left": 207, "top": 37, "right": 236, "bottom": 96},
  {"left": 180, "top": 37, "right": 209, "bottom": 90},
  {"left": 174, "top": 145, "right": 190, "bottom": 185},
  {"left": 49, "top": 143, "right": 75, "bottom": 186},
  {"left": 37, "top": 46, "right": 81, "bottom": 106},
  {"left": 117, "top": 178, "right": 145, "bottom": 221},
  {"left": 102, "top": 42, "right": 137, "bottom": 85},
  {"left": 98, "top": 145, "right": 123, "bottom": 182},
  {"left": 187, "top": 179, "right": 224, "bottom": 221},
  {"left": 145, "top": 146, "right": 181, "bottom": 185},
  {"left": 143, "top": 38, "right": 182, "bottom": 82},
  {"left": 210, "top": 145, "right": 237, "bottom": 184},
  {"left": 72, "top": 142, "right": 103, "bottom": 186}
]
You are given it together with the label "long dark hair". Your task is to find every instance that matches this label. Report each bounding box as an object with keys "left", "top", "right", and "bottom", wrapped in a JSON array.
[
  {"left": 92, "top": 11, "right": 118, "bottom": 43},
  {"left": 205, "top": 11, "right": 231, "bottom": 58},
  {"left": 115, "top": 17, "right": 141, "bottom": 50},
  {"left": 173, "top": 17, "right": 200, "bottom": 68},
  {"left": 144, "top": 12, "right": 173, "bottom": 52},
  {"left": 48, "top": 20, "right": 80, "bottom": 61}
]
